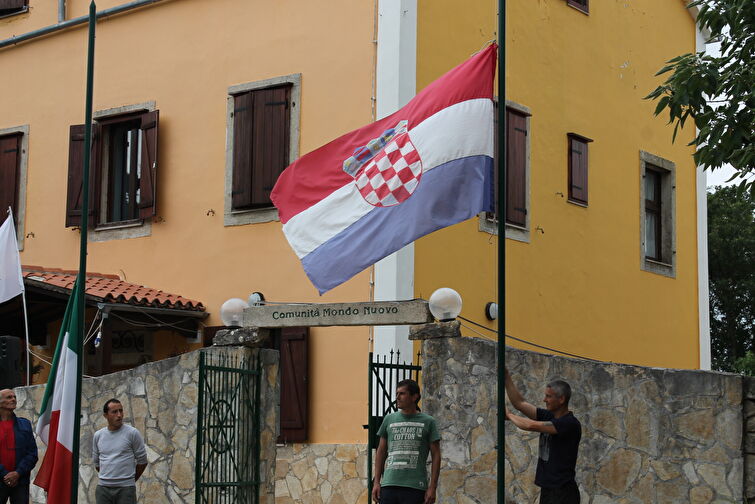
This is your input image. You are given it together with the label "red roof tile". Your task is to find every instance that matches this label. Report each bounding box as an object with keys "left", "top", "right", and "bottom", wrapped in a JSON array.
[{"left": 22, "top": 266, "right": 205, "bottom": 312}]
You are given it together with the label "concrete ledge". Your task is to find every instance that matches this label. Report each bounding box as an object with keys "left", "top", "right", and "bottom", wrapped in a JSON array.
[
  {"left": 409, "top": 320, "right": 461, "bottom": 340},
  {"left": 213, "top": 327, "right": 270, "bottom": 347}
]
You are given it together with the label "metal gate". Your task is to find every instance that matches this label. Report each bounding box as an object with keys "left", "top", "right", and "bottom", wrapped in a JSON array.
[
  {"left": 195, "top": 351, "right": 261, "bottom": 504},
  {"left": 366, "top": 349, "right": 422, "bottom": 497}
]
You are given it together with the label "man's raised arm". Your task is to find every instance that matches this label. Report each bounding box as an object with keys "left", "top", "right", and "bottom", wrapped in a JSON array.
[{"left": 504, "top": 369, "right": 537, "bottom": 420}]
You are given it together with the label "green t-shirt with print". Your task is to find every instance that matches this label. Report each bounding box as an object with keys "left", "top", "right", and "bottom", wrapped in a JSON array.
[{"left": 377, "top": 411, "right": 441, "bottom": 491}]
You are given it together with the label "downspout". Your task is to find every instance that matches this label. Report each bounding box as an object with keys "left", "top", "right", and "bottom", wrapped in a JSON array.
[
  {"left": 58, "top": 0, "right": 65, "bottom": 23},
  {"left": 1, "top": 0, "right": 170, "bottom": 50}
]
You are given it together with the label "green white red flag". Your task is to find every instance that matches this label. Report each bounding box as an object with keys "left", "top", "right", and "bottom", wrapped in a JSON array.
[{"left": 33, "top": 276, "right": 83, "bottom": 503}]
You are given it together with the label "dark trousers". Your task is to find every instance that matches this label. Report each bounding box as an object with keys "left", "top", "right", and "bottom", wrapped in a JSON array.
[
  {"left": 95, "top": 485, "right": 137, "bottom": 504},
  {"left": 0, "top": 483, "right": 29, "bottom": 504},
  {"left": 379, "top": 485, "right": 425, "bottom": 504},
  {"left": 539, "top": 481, "right": 581, "bottom": 504}
]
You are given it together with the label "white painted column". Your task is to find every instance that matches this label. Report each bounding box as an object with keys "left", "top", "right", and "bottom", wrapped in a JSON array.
[
  {"left": 696, "top": 26, "right": 711, "bottom": 370},
  {"left": 373, "top": 0, "right": 417, "bottom": 361}
]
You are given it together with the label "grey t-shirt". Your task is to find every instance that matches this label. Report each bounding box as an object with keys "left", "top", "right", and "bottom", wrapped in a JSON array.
[{"left": 92, "top": 424, "right": 147, "bottom": 487}]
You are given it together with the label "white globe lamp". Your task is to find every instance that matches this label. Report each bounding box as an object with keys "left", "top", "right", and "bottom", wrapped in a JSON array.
[
  {"left": 220, "top": 298, "right": 249, "bottom": 327},
  {"left": 428, "top": 288, "right": 463, "bottom": 322}
]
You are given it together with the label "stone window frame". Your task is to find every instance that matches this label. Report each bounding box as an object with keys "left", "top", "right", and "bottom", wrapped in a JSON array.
[
  {"left": 639, "top": 150, "right": 676, "bottom": 278},
  {"left": 0, "top": 124, "right": 29, "bottom": 250},
  {"left": 86, "top": 102, "right": 157, "bottom": 243},
  {"left": 224, "top": 74, "right": 301, "bottom": 227},
  {"left": 479, "top": 100, "right": 531, "bottom": 243}
]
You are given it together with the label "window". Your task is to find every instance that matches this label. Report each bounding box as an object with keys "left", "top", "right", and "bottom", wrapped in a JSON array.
[
  {"left": 65, "top": 105, "right": 158, "bottom": 237},
  {"left": 225, "top": 74, "right": 301, "bottom": 227},
  {"left": 640, "top": 151, "right": 676, "bottom": 277},
  {"left": 567, "top": 133, "right": 592, "bottom": 206},
  {"left": 566, "top": 0, "right": 589, "bottom": 14},
  {"left": 0, "top": 126, "right": 28, "bottom": 248},
  {"left": 480, "top": 101, "right": 531, "bottom": 242},
  {"left": 0, "top": 0, "right": 28, "bottom": 18}
]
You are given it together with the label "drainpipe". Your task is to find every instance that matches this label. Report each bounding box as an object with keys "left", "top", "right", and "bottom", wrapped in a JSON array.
[
  {"left": 58, "top": 0, "right": 65, "bottom": 23},
  {"left": 0, "top": 0, "right": 169, "bottom": 50}
]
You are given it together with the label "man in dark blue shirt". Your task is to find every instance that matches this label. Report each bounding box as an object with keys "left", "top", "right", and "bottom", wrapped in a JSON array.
[{"left": 504, "top": 369, "right": 581, "bottom": 504}]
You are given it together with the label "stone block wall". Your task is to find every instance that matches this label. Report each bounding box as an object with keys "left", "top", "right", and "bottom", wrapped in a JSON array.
[
  {"left": 421, "top": 336, "right": 747, "bottom": 504},
  {"left": 274, "top": 443, "right": 369, "bottom": 504},
  {"left": 745, "top": 377, "right": 755, "bottom": 504},
  {"left": 13, "top": 346, "right": 278, "bottom": 504}
]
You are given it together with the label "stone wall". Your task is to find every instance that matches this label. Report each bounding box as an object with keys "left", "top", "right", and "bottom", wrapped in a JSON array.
[
  {"left": 421, "top": 335, "right": 747, "bottom": 504},
  {"left": 13, "top": 346, "right": 278, "bottom": 504},
  {"left": 745, "top": 377, "right": 755, "bottom": 504},
  {"left": 274, "top": 444, "right": 369, "bottom": 504}
]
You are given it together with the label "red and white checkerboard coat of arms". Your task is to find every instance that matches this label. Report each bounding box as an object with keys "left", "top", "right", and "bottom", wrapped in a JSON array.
[{"left": 342, "top": 121, "right": 423, "bottom": 207}]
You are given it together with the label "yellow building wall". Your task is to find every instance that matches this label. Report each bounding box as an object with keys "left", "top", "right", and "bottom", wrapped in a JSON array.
[
  {"left": 1, "top": 0, "right": 375, "bottom": 443},
  {"left": 415, "top": 0, "right": 702, "bottom": 369}
]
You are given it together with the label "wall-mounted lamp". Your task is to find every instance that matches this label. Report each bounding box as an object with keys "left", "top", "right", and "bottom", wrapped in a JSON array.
[
  {"left": 248, "top": 292, "right": 265, "bottom": 306},
  {"left": 220, "top": 298, "right": 249, "bottom": 327},
  {"left": 428, "top": 288, "right": 463, "bottom": 322},
  {"left": 485, "top": 302, "right": 498, "bottom": 321}
]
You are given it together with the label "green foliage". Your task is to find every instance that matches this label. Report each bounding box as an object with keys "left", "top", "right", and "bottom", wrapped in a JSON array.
[
  {"left": 707, "top": 185, "right": 755, "bottom": 372},
  {"left": 646, "top": 0, "right": 754, "bottom": 195},
  {"left": 733, "top": 352, "right": 755, "bottom": 376}
]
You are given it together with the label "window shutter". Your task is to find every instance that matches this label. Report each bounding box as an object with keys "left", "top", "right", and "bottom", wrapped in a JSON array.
[
  {"left": 139, "top": 110, "right": 159, "bottom": 218},
  {"left": 0, "top": 134, "right": 21, "bottom": 227},
  {"left": 251, "top": 85, "right": 291, "bottom": 207},
  {"left": 506, "top": 109, "right": 527, "bottom": 227},
  {"left": 232, "top": 92, "right": 254, "bottom": 209},
  {"left": 567, "top": 134, "right": 591, "bottom": 205},
  {"left": 0, "top": 0, "right": 26, "bottom": 9},
  {"left": 278, "top": 326, "right": 308, "bottom": 443},
  {"left": 65, "top": 124, "right": 100, "bottom": 227}
]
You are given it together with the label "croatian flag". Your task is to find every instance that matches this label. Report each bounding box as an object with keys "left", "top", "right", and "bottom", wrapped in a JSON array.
[{"left": 271, "top": 44, "right": 497, "bottom": 294}]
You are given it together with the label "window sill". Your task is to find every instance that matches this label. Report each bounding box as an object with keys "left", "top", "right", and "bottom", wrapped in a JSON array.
[
  {"left": 642, "top": 257, "right": 675, "bottom": 278},
  {"left": 478, "top": 214, "right": 530, "bottom": 243},
  {"left": 0, "top": 7, "right": 29, "bottom": 20},
  {"left": 89, "top": 220, "right": 151, "bottom": 242},
  {"left": 567, "top": 199, "right": 588, "bottom": 208},
  {"left": 224, "top": 207, "right": 279, "bottom": 227}
]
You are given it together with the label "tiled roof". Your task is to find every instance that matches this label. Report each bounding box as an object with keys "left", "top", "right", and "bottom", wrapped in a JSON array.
[{"left": 22, "top": 266, "right": 205, "bottom": 312}]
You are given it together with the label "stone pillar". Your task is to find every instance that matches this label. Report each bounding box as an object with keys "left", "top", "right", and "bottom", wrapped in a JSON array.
[{"left": 745, "top": 377, "right": 755, "bottom": 504}]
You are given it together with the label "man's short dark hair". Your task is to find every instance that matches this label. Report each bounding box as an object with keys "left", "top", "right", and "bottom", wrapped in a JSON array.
[
  {"left": 397, "top": 379, "right": 421, "bottom": 407},
  {"left": 103, "top": 398, "right": 121, "bottom": 415},
  {"left": 546, "top": 380, "right": 572, "bottom": 405}
]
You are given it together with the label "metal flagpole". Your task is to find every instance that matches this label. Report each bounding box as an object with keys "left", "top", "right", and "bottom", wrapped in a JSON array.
[
  {"left": 21, "top": 291, "right": 31, "bottom": 385},
  {"left": 72, "top": 2, "right": 96, "bottom": 502},
  {"left": 497, "top": 0, "right": 506, "bottom": 503}
]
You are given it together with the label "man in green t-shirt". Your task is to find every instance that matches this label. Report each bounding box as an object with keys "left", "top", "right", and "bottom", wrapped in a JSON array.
[{"left": 372, "top": 379, "right": 441, "bottom": 504}]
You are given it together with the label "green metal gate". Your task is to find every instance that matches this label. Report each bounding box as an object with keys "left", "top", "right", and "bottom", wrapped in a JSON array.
[
  {"left": 366, "top": 349, "right": 422, "bottom": 498},
  {"left": 195, "top": 351, "right": 261, "bottom": 504}
]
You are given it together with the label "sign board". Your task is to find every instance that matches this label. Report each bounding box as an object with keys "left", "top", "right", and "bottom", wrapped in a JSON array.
[{"left": 243, "top": 300, "right": 432, "bottom": 328}]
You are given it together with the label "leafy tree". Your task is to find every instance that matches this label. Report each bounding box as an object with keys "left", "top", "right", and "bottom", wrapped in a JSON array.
[
  {"left": 646, "top": 0, "right": 754, "bottom": 194},
  {"left": 707, "top": 185, "right": 755, "bottom": 373}
]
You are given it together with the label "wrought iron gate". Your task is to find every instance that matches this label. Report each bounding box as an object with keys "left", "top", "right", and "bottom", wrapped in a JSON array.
[
  {"left": 195, "top": 351, "right": 261, "bottom": 504},
  {"left": 366, "top": 349, "right": 422, "bottom": 497}
]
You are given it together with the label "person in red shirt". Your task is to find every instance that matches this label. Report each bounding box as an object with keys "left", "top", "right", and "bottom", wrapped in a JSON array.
[{"left": 0, "top": 389, "right": 38, "bottom": 504}]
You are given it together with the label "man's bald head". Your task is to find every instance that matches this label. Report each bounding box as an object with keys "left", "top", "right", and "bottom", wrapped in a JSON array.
[{"left": 0, "top": 389, "right": 17, "bottom": 414}]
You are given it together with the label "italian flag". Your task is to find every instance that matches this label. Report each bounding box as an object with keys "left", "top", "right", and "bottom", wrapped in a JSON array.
[{"left": 33, "top": 277, "right": 83, "bottom": 503}]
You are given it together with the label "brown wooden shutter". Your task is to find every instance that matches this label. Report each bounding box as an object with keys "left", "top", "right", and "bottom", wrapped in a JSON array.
[
  {"left": 251, "top": 85, "right": 291, "bottom": 207},
  {"left": 506, "top": 109, "right": 527, "bottom": 227},
  {"left": 0, "top": 134, "right": 21, "bottom": 227},
  {"left": 65, "top": 124, "right": 100, "bottom": 227},
  {"left": 232, "top": 92, "right": 254, "bottom": 209},
  {"left": 139, "top": 110, "right": 159, "bottom": 218},
  {"left": 278, "top": 326, "right": 308, "bottom": 443},
  {"left": 0, "top": 0, "right": 26, "bottom": 9},
  {"left": 567, "top": 134, "right": 591, "bottom": 205}
]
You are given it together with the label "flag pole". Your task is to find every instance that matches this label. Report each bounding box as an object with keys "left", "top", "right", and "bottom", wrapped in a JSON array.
[
  {"left": 21, "top": 291, "right": 31, "bottom": 385},
  {"left": 497, "top": 0, "right": 506, "bottom": 503},
  {"left": 71, "top": 2, "right": 96, "bottom": 502}
]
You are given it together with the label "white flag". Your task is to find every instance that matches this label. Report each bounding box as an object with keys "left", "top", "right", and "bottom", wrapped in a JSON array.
[{"left": 0, "top": 211, "right": 24, "bottom": 303}]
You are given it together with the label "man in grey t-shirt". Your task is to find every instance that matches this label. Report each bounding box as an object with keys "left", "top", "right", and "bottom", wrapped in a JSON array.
[{"left": 92, "top": 399, "right": 147, "bottom": 504}]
